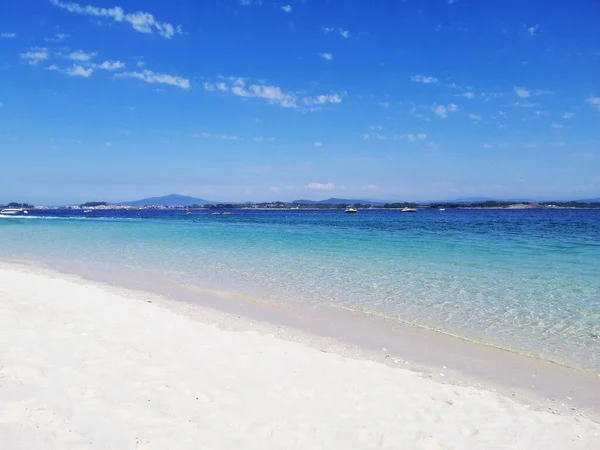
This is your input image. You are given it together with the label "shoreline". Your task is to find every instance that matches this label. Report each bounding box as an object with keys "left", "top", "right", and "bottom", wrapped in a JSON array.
[{"left": 2, "top": 258, "right": 600, "bottom": 419}]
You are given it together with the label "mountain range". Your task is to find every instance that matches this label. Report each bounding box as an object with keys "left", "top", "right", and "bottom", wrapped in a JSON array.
[{"left": 113, "top": 194, "right": 600, "bottom": 207}]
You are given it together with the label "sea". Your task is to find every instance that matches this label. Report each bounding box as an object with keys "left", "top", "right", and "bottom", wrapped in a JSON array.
[{"left": 1, "top": 208, "right": 599, "bottom": 371}]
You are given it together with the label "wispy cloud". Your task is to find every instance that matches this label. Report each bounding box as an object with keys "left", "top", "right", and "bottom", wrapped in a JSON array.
[
  {"left": 193, "top": 132, "right": 238, "bottom": 140},
  {"left": 397, "top": 133, "right": 427, "bottom": 141},
  {"left": 411, "top": 74, "right": 439, "bottom": 84},
  {"left": 253, "top": 136, "right": 275, "bottom": 142},
  {"left": 1, "top": 32, "right": 16, "bottom": 38},
  {"left": 314, "top": 142, "right": 322, "bottom": 147},
  {"left": 468, "top": 113, "right": 482, "bottom": 121},
  {"left": 551, "top": 122, "right": 564, "bottom": 129},
  {"left": 513, "top": 87, "right": 551, "bottom": 99},
  {"left": 204, "top": 77, "right": 343, "bottom": 110},
  {"left": 525, "top": 24, "right": 541, "bottom": 36},
  {"left": 587, "top": 97, "right": 600, "bottom": 111},
  {"left": 281, "top": 5, "right": 292, "bottom": 13},
  {"left": 20, "top": 48, "right": 50, "bottom": 65},
  {"left": 240, "top": 0, "right": 263, "bottom": 5},
  {"left": 323, "top": 27, "right": 350, "bottom": 38},
  {"left": 363, "top": 133, "right": 387, "bottom": 141},
  {"left": 95, "top": 60, "right": 125, "bottom": 70},
  {"left": 434, "top": 104, "right": 459, "bottom": 118},
  {"left": 514, "top": 87, "right": 531, "bottom": 98},
  {"left": 305, "top": 182, "right": 335, "bottom": 190},
  {"left": 362, "top": 185, "right": 379, "bottom": 191},
  {"left": 45, "top": 32, "right": 69, "bottom": 42},
  {"left": 65, "top": 50, "right": 97, "bottom": 61},
  {"left": 66, "top": 64, "right": 94, "bottom": 77},
  {"left": 562, "top": 112, "right": 575, "bottom": 119},
  {"left": 320, "top": 53, "right": 333, "bottom": 61},
  {"left": 116, "top": 69, "right": 190, "bottom": 89},
  {"left": 49, "top": 0, "right": 183, "bottom": 39}
]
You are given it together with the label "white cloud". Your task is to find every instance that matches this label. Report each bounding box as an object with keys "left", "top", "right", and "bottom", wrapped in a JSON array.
[
  {"left": 320, "top": 53, "right": 333, "bottom": 61},
  {"left": 305, "top": 182, "right": 335, "bottom": 190},
  {"left": 362, "top": 185, "right": 379, "bottom": 191},
  {"left": 411, "top": 74, "right": 439, "bottom": 84},
  {"left": 269, "top": 187, "right": 280, "bottom": 193},
  {"left": 514, "top": 87, "right": 531, "bottom": 98},
  {"left": 1, "top": 32, "right": 16, "bottom": 38},
  {"left": 551, "top": 122, "right": 564, "bottom": 129},
  {"left": 562, "top": 112, "right": 575, "bottom": 119},
  {"left": 20, "top": 48, "right": 49, "bottom": 64},
  {"left": 281, "top": 5, "right": 292, "bottom": 13},
  {"left": 253, "top": 136, "right": 275, "bottom": 142},
  {"left": 66, "top": 50, "right": 97, "bottom": 61},
  {"left": 116, "top": 69, "right": 190, "bottom": 89},
  {"left": 587, "top": 97, "right": 600, "bottom": 111},
  {"left": 462, "top": 92, "right": 475, "bottom": 99},
  {"left": 468, "top": 113, "right": 482, "bottom": 121},
  {"left": 49, "top": 0, "right": 183, "bottom": 39},
  {"left": 369, "top": 125, "right": 383, "bottom": 130},
  {"left": 45, "top": 32, "right": 69, "bottom": 42},
  {"left": 304, "top": 93, "right": 343, "bottom": 105},
  {"left": 483, "top": 143, "right": 492, "bottom": 149},
  {"left": 96, "top": 60, "right": 125, "bottom": 70},
  {"left": 434, "top": 104, "right": 459, "bottom": 118},
  {"left": 364, "top": 133, "right": 387, "bottom": 141},
  {"left": 323, "top": 27, "right": 350, "bottom": 38},
  {"left": 314, "top": 142, "right": 322, "bottom": 147},
  {"left": 240, "top": 0, "right": 263, "bottom": 5},
  {"left": 193, "top": 132, "right": 238, "bottom": 140},
  {"left": 378, "top": 101, "right": 390, "bottom": 108},
  {"left": 204, "top": 77, "right": 343, "bottom": 110},
  {"left": 399, "top": 133, "right": 427, "bottom": 141},
  {"left": 66, "top": 64, "right": 93, "bottom": 77},
  {"left": 526, "top": 24, "right": 541, "bottom": 36}
]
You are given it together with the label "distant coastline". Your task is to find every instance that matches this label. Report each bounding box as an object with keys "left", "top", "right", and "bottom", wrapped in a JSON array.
[{"left": 3, "top": 200, "right": 600, "bottom": 211}]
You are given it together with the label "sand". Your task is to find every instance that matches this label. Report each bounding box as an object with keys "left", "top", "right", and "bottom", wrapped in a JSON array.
[{"left": 1, "top": 265, "right": 599, "bottom": 449}]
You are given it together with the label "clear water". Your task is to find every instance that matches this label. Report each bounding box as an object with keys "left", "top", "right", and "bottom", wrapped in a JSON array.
[{"left": 1, "top": 209, "right": 599, "bottom": 370}]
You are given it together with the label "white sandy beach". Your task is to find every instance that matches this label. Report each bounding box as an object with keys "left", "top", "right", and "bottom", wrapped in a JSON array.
[{"left": 1, "top": 264, "right": 599, "bottom": 449}]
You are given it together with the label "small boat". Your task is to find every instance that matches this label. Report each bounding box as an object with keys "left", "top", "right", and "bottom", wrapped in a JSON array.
[
  {"left": 0, "top": 208, "right": 28, "bottom": 215},
  {"left": 185, "top": 208, "right": 192, "bottom": 215},
  {"left": 439, "top": 208, "right": 446, "bottom": 211},
  {"left": 400, "top": 207, "right": 417, "bottom": 213},
  {"left": 211, "top": 212, "right": 221, "bottom": 215},
  {"left": 344, "top": 207, "right": 357, "bottom": 214},
  {"left": 83, "top": 209, "right": 93, "bottom": 213},
  {"left": 222, "top": 211, "right": 233, "bottom": 215}
]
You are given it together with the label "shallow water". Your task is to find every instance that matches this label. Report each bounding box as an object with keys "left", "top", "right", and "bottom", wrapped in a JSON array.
[{"left": 1, "top": 208, "right": 599, "bottom": 370}]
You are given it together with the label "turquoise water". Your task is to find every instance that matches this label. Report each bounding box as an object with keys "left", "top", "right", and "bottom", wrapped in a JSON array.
[{"left": 1, "top": 209, "right": 599, "bottom": 370}]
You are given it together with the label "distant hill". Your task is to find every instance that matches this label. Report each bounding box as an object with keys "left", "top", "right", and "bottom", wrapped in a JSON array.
[
  {"left": 576, "top": 197, "right": 600, "bottom": 203},
  {"left": 118, "top": 194, "right": 216, "bottom": 207},
  {"left": 292, "top": 198, "right": 387, "bottom": 205}
]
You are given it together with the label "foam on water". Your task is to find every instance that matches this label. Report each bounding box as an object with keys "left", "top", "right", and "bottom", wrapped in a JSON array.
[{"left": 1, "top": 208, "right": 599, "bottom": 370}]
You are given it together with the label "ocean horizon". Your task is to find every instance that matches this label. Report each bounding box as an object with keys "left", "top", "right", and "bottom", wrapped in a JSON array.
[{"left": 2, "top": 208, "right": 599, "bottom": 372}]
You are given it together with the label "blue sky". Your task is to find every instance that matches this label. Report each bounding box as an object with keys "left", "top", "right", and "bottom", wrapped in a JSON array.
[{"left": 1, "top": 0, "right": 599, "bottom": 204}]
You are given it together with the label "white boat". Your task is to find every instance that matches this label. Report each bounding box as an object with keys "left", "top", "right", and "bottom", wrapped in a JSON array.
[
  {"left": 344, "top": 207, "right": 357, "bottom": 214},
  {"left": 439, "top": 208, "right": 446, "bottom": 211},
  {"left": 400, "top": 207, "right": 417, "bottom": 213},
  {"left": 0, "top": 208, "right": 28, "bottom": 215},
  {"left": 83, "top": 209, "right": 93, "bottom": 213}
]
